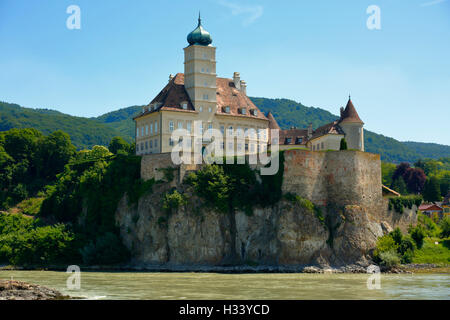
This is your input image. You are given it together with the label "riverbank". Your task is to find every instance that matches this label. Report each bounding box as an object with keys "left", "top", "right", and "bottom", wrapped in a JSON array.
[
  {"left": 0, "top": 279, "right": 71, "bottom": 300},
  {"left": 2, "top": 263, "right": 449, "bottom": 274}
]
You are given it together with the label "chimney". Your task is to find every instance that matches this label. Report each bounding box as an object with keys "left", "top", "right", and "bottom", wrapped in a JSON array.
[
  {"left": 240, "top": 80, "right": 247, "bottom": 95},
  {"left": 307, "top": 123, "right": 312, "bottom": 138},
  {"left": 233, "top": 72, "right": 241, "bottom": 90},
  {"left": 169, "top": 74, "right": 174, "bottom": 82}
]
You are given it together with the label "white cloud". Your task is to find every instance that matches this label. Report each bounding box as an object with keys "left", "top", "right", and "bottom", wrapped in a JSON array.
[
  {"left": 420, "top": 0, "right": 447, "bottom": 7},
  {"left": 218, "top": 0, "right": 263, "bottom": 26}
]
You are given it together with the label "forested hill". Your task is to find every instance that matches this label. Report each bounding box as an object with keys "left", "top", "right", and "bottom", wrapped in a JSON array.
[
  {"left": 0, "top": 101, "right": 128, "bottom": 150},
  {"left": 250, "top": 97, "right": 450, "bottom": 163},
  {"left": 1, "top": 99, "right": 449, "bottom": 163}
]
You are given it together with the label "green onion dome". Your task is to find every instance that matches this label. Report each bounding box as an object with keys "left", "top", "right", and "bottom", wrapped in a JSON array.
[{"left": 187, "top": 14, "right": 212, "bottom": 46}]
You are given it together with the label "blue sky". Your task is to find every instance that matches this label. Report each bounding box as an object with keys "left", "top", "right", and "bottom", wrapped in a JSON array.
[{"left": 1, "top": 0, "right": 449, "bottom": 145}]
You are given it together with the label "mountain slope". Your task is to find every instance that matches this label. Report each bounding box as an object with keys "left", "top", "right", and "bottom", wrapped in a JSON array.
[
  {"left": 1, "top": 99, "right": 449, "bottom": 163},
  {"left": 0, "top": 101, "right": 125, "bottom": 150}
]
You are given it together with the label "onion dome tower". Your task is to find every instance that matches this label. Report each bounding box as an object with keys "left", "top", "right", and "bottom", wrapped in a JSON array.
[
  {"left": 184, "top": 13, "right": 217, "bottom": 116},
  {"left": 187, "top": 13, "right": 213, "bottom": 46}
]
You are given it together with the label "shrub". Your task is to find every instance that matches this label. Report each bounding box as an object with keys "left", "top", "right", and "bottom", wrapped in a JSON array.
[
  {"left": 379, "top": 250, "right": 401, "bottom": 267},
  {"left": 390, "top": 228, "right": 403, "bottom": 245},
  {"left": 374, "top": 234, "right": 398, "bottom": 262},
  {"left": 439, "top": 216, "right": 450, "bottom": 238},
  {"left": 162, "top": 189, "right": 186, "bottom": 214},
  {"left": 409, "top": 225, "right": 426, "bottom": 249},
  {"left": 0, "top": 214, "right": 80, "bottom": 266},
  {"left": 417, "top": 213, "right": 441, "bottom": 237}
]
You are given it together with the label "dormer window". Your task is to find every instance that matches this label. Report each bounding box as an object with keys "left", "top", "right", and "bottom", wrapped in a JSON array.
[
  {"left": 285, "top": 138, "right": 292, "bottom": 144},
  {"left": 250, "top": 109, "right": 258, "bottom": 116},
  {"left": 241, "top": 108, "right": 246, "bottom": 115},
  {"left": 224, "top": 106, "right": 230, "bottom": 113},
  {"left": 296, "top": 137, "right": 303, "bottom": 144},
  {"left": 181, "top": 102, "right": 188, "bottom": 110}
]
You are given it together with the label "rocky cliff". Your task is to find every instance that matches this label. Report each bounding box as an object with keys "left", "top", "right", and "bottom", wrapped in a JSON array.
[{"left": 115, "top": 150, "right": 417, "bottom": 269}]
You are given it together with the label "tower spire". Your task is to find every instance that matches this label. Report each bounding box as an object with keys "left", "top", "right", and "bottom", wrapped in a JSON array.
[{"left": 198, "top": 11, "right": 201, "bottom": 25}]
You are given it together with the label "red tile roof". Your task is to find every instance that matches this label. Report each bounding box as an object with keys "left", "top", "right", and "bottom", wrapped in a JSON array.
[
  {"left": 134, "top": 73, "right": 267, "bottom": 121},
  {"left": 279, "top": 128, "right": 308, "bottom": 145},
  {"left": 419, "top": 204, "right": 443, "bottom": 211}
]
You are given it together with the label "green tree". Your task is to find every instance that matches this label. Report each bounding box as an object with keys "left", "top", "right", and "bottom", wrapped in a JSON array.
[
  {"left": 391, "top": 177, "right": 407, "bottom": 195},
  {"left": 340, "top": 138, "right": 348, "bottom": 150},
  {"left": 409, "top": 225, "right": 426, "bottom": 249},
  {"left": 38, "top": 130, "right": 76, "bottom": 180},
  {"left": 381, "top": 162, "right": 397, "bottom": 186},
  {"left": 423, "top": 176, "right": 442, "bottom": 202},
  {"left": 108, "top": 136, "right": 130, "bottom": 155}
]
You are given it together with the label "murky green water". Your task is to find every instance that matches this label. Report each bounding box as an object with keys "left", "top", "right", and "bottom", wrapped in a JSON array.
[{"left": 0, "top": 271, "right": 449, "bottom": 300}]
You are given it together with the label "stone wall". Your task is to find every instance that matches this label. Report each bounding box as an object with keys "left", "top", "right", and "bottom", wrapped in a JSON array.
[{"left": 282, "top": 149, "right": 382, "bottom": 210}]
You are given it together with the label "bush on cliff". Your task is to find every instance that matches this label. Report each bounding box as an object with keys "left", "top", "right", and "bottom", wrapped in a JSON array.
[{"left": 162, "top": 189, "right": 187, "bottom": 214}]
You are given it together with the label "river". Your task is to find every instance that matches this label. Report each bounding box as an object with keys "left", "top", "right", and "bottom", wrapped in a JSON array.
[{"left": 0, "top": 271, "right": 449, "bottom": 300}]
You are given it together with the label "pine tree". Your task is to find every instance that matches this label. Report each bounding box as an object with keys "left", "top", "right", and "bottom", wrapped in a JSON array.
[
  {"left": 391, "top": 177, "right": 407, "bottom": 195},
  {"left": 423, "top": 176, "right": 442, "bottom": 202},
  {"left": 340, "top": 138, "right": 348, "bottom": 150}
]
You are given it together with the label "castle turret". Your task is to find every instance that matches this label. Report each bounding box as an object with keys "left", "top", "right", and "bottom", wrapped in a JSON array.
[{"left": 338, "top": 96, "right": 364, "bottom": 151}]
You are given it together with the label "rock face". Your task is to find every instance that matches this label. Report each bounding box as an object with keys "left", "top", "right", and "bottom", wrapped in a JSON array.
[
  {"left": 116, "top": 150, "right": 417, "bottom": 269},
  {"left": 0, "top": 280, "right": 69, "bottom": 300}
]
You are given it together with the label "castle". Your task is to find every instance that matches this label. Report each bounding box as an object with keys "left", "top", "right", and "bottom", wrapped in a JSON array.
[{"left": 134, "top": 15, "right": 365, "bottom": 156}]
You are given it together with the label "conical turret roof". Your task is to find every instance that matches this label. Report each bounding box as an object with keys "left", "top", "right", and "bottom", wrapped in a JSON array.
[{"left": 339, "top": 97, "right": 364, "bottom": 124}]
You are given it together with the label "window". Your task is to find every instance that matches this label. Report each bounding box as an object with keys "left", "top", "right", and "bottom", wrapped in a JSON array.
[
  {"left": 140, "top": 143, "right": 144, "bottom": 151},
  {"left": 313, "top": 145, "right": 316, "bottom": 151},
  {"left": 204, "top": 82, "right": 208, "bottom": 87},
  {"left": 182, "top": 103, "right": 187, "bottom": 110},
  {"left": 241, "top": 108, "right": 246, "bottom": 115},
  {"left": 286, "top": 138, "right": 292, "bottom": 144},
  {"left": 136, "top": 128, "right": 139, "bottom": 138},
  {"left": 250, "top": 144, "right": 255, "bottom": 152},
  {"left": 250, "top": 109, "right": 258, "bottom": 116},
  {"left": 199, "top": 106, "right": 203, "bottom": 112},
  {"left": 206, "top": 68, "right": 209, "bottom": 73},
  {"left": 145, "top": 125, "right": 149, "bottom": 135},
  {"left": 169, "top": 138, "right": 174, "bottom": 146},
  {"left": 237, "top": 143, "right": 242, "bottom": 151},
  {"left": 208, "top": 123, "right": 213, "bottom": 130},
  {"left": 228, "top": 126, "right": 233, "bottom": 136},
  {"left": 321, "top": 142, "right": 324, "bottom": 149},
  {"left": 220, "top": 126, "right": 224, "bottom": 135},
  {"left": 237, "top": 127, "right": 242, "bottom": 137},
  {"left": 228, "top": 142, "right": 233, "bottom": 149},
  {"left": 199, "top": 122, "right": 203, "bottom": 134},
  {"left": 296, "top": 137, "right": 303, "bottom": 144},
  {"left": 150, "top": 140, "right": 153, "bottom": 149},
  {"left": 208, "top": 107, "right": 212, "bottom": 112},
  {"left": 141, "top": 127, "right": 144, "bottom": 136},
  {"left": 178, "top": 121, "right": 183, "bottom": 129},
  {"left": 150, "top": 123, "right": 153, "bottom": 135},
  {"left": 145, "top": 141, "right": 148, "bottom": 150},
  {"left": 203, "top": 53, "right": 207, "bottom": 59},
  {"left": 203, "top": 94, "right": 209, "bottom": 100},
  {"left": 155, "top": 139, "right": 158, "bottom": 148},
  {"left": 263, "top": 129, "right": 267, "bottom": 141},
  {"left": 221, "top": 142, "right": 224, "bottom": 150},
  {"left": 187, "top": 122, "right": 191, "bottom": 132},
  {"left": 136, "top": 144, "right": 139, "bottom": 152},
  {"left": 225, "top": 106, "right": 230, "bottom": 113},
  {"left": 155, "top": 121, "right": 158, "bottom": 133},
  {"left": 169, "top": 121, "right": 174, "bottom": 132},
  {"left": 245, "top": 143, "right": 248, "bottom": 151}
]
